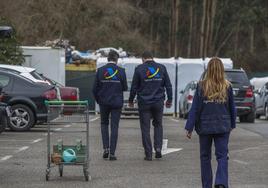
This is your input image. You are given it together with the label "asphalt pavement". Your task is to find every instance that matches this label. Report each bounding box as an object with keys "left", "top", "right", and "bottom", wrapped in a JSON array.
[{"left": 0, "top": 115, "right": 267, "bottom": 188}]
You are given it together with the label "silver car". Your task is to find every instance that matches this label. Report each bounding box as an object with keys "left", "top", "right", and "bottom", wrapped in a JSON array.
[
  {"left": 255, "top": 82, "right": 268, "bottom": 119},
  {"left": 179, "top": 81, "right": 197, "bottom": 119}
]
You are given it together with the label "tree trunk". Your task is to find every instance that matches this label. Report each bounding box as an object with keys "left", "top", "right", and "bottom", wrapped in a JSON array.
[
  {"left": 204, "top": 0, "right": 211, "bottom": 58},
  {"left": 249, "top": 26, "right": 255, "bottom": 54},
  {"left": 187, "top": 0, "right": 193, "bottom": 57},
  {"left": 200, "top": 0, "right": 207, "bottom": 58},
  {"left": 168, "top": 17, "right": 172, "bottom": 57},
  {"left": 215, "top": 27, "right": 235, "bottom": 56},
  {"left": 234, "top": 22, "right": 240, "bottom": 58},
  {"left": 264, "top": 26, "right": 268, "bottom": 50},
  {"left": 150, "top": 17, "right": 154, "bottom": 51},
  {"left": 208, "top": 0, "right": 217, "bottom": 56},
  {"left": 174, "top": 0, "right": 180, "bottom": 57}
]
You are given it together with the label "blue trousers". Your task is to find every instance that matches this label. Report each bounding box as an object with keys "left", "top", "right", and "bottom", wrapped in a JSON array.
[
  {"left": 138, "top": 101, "right": 164, "bottom": 157},
  {"left": 199, "top": 133, "right": 230, "bottom": 188},
  {"left": 100, "top": 105, "right": 122, "bottom": 155}
]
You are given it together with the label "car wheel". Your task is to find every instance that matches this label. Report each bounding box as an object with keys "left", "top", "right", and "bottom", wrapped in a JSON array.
[
  {"left": 179, "top": 105, "right": 183, "bottom": 118},
  {"left": 239, "top": 115, "right": 246, "bottom": 123},
  {"left": 8, "top": 104, "right": 35, "bottom": 131},
  {"left": 245, "top": 111, "right": 255, "bottom": 123},
  {"left": 255, "top": 114, "right": 261, "bottom": 119},
  {"left": 265, "top": 105, "right": 268, "bottom": 120},
  {"left": 179, "top": 110, "right": 183, "bottom": 118}
]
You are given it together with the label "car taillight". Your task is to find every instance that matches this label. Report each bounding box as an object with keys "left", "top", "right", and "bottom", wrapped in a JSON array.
[
  {"left": 245, "top": 88, "right": 253, "bottom": 98},
  {"left": 43, "top": 89, "right": 57, "bottom": 100},
  {"left": 69, "top": 95, "right": 78, "bottom": 101},
  {"left": 187, "top": 95, "right": 193, "bottom": 102}
]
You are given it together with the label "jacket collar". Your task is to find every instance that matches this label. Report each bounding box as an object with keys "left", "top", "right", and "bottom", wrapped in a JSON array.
[{"left": 144, "top": 59, "right": 154, "bottom": 64}]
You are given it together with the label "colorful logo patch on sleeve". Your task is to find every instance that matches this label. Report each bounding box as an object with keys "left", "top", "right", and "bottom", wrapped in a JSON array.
[
  {"left": 104, "top": 68, "right": 119, "bottom": 80},
  {"left": 146, "top": 67, "right": 160, "bottom": 78}
]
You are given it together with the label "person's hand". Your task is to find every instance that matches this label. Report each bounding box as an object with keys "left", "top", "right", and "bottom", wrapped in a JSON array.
[
  {"left": 165, "top": 101, "right": 172, "bottom": 108},
  {"left": 128, "top": 102, "right": 134, "bottom": 108},
  {"left": 186, "top": 130, "right": 192, "bottom": 139}
]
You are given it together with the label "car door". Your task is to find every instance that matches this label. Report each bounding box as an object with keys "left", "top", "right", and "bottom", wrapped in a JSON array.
[
  {"left": 0, "top": 73, "right": 13, "bottom": 102},
  {"left": 255, "top": 86, "right": 262, "bottom": 113},
  {"left": 263, "top": 83, "right": 268, "bottom": 111},
  {"left": 182, "top": 84, "right": 191, "bottom": 114},
  {"left": 258, "top": 86, "right": 266, "bottom": 113}
]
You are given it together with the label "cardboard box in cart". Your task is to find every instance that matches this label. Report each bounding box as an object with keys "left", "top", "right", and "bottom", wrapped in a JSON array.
[{"left": 22, "top": 46, "right": 66, "bottom": 86}]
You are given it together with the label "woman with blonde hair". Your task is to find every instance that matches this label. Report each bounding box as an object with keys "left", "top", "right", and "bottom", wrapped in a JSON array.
[{"left": 185, "top": 57, "right": 236, "bottom": 188}]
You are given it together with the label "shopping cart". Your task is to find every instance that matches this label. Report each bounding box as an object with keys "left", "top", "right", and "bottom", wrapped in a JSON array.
[{"left": 45, "top": 100, "right": 90, "bottom": 181}]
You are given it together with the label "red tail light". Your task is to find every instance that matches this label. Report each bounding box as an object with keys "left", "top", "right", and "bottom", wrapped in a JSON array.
[
  {"left": 245, "top": 88, "right": 253, "bottom": 98},
  {"left": 187, "top": 95, "right": 193, "bottom": 101},
  {"left": 69, "top": 92, "right": 78, "bottom": 101},
  {"left": 43, "top": 89, "right": 57, "bottom": 100}
]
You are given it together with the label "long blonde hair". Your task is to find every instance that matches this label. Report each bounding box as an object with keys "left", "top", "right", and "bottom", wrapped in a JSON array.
[{"left": 201, "top": 57, "right": 230, "bottom": 102}]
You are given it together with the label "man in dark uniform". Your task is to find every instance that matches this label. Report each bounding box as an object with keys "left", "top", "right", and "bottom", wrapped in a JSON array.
[
  {"left": 129, "top": 51, "right": 172, "bottom": 161},
  {"left": 93, "top": 50, "right": 128, "bottom": 161}
]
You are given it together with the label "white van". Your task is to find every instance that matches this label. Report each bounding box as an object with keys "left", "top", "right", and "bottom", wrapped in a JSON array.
[
  {"left": 120, "top": 58, "right": 142, "bottom": 114},
  {"left": 177, "top": 58, "right": 205, "bottom": 113},
  {"left": 154, "top": 58, "right": 177, "bottom": 114},
  {"left": 204, "top": 57, "right": 233, "bottom": 69}
]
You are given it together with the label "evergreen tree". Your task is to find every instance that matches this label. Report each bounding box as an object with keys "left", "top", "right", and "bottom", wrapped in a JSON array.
[{"left": 0, "top": 17, "right": 24, "bottom": 65}]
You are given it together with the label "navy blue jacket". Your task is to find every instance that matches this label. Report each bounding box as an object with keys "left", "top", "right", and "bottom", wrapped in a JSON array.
[
  {"left": 92, "top": 62, "right": 128, "bottom": 108},
  {"left": 185, "top": 84, "right": 236, "bottom": 134},
  {"left": 129, "top": 60, "right": 172, "bottom": 105}
]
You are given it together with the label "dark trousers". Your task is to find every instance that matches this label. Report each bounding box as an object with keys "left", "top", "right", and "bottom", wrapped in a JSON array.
[
  {"left": 199, "top": 133, "right": 230, "bottom": 188},
  {"left": 100, "top": 105, "right": 122, "bottom": 155},
  {"left": 138, "top": 101, "right": 164, "bottom": 157}
]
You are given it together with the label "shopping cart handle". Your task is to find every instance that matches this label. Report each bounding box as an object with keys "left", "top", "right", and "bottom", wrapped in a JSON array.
[{"left": 44, "top": 100, "right": 89, "bottom": 105}]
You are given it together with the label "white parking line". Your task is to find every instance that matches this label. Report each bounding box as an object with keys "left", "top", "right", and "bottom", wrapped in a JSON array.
[
  {"left": 233, "top": 145, "right": 268, "bottom": 153},
  {"left": 0, "top": 147, "right": 21, "bottom": 150},
  {"left": 233, "top": 159, "right": 248, "bottom": 165},
  {"left": 0, "top": 139, "right": 35, "bottom": 142},
  {"left": 31, "top": 138, "right": 43, "bottom": 144},
  {"left": 54, "top": 128, "right": 62, "bottom": 131},
  {"left": 15, "top": 146, "right": 29, "bottom": 153},
  {"left": 0, "top": 155, "right": 13, "bottom": 162},
  {"left": 170, "top": 118, "right": 180, "bottom": 122},
  {"left": 90, "top": 117, "right": 99, "bottom": 122},
  {"left": 64, "top": 124, "right": 72, "bottom": 128}
]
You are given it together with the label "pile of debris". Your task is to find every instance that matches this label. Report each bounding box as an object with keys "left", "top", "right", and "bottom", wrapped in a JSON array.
[{"left": 42, "top": 39, "right": 131, "bottom": 64}]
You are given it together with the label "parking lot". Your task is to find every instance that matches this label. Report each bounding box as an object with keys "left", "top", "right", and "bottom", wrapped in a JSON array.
[{"left": 0, "top": 116, "right": 268, "bottom": 188}]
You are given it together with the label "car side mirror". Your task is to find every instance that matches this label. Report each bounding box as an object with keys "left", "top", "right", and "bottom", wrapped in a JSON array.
[{"left": 179, "top": 90, "right": 184, "bottom": 94}]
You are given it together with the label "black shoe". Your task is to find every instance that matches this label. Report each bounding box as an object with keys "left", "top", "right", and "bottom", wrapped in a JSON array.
[
  {"left": 103, "top": 150, "right": 109, "bottom": 159},
  {"left": 215, "top": 185, "right": 225, "bottom": 188},
  {"left": 109, "top": 154, "right": 117, "bottom": 161},
  {"left": 144, "top": 156, "right": 152, "bottom": 161},
  {"left": 155, "top": 151, "right": 162, "bottom": 159}
]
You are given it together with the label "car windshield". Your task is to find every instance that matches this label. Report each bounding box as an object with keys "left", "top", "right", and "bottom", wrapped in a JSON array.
[{"left": 225, "top": 71, "right": 249, "bottom": 85}]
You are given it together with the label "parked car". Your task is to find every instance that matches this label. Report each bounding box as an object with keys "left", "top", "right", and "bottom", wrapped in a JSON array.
[
  {"left": 0, "top": 64, "right": 79, "bottom": 101},
  {"left": 0, "top": 26, "right": 12, "bottom": 38},
  {"left": 179, "top": 81, "right": 197, "bottom": 119},
  {"left": 40, "top": 75, "right": 79, "bottom": 101},
  {"left": 225, "top": 69, "right": 255, "bottom": 123},
  {"left": 0, "top": 64, "right": 48, "bottom": 84},
  {"left": 182, "top": 69, "right": 255, "bottom": 123},
  {"left": 255, "top": 82, "right": 268, "bottom": 119},
  {"left": 0, "top": 70, "right": 59, "bottom": 131}
]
